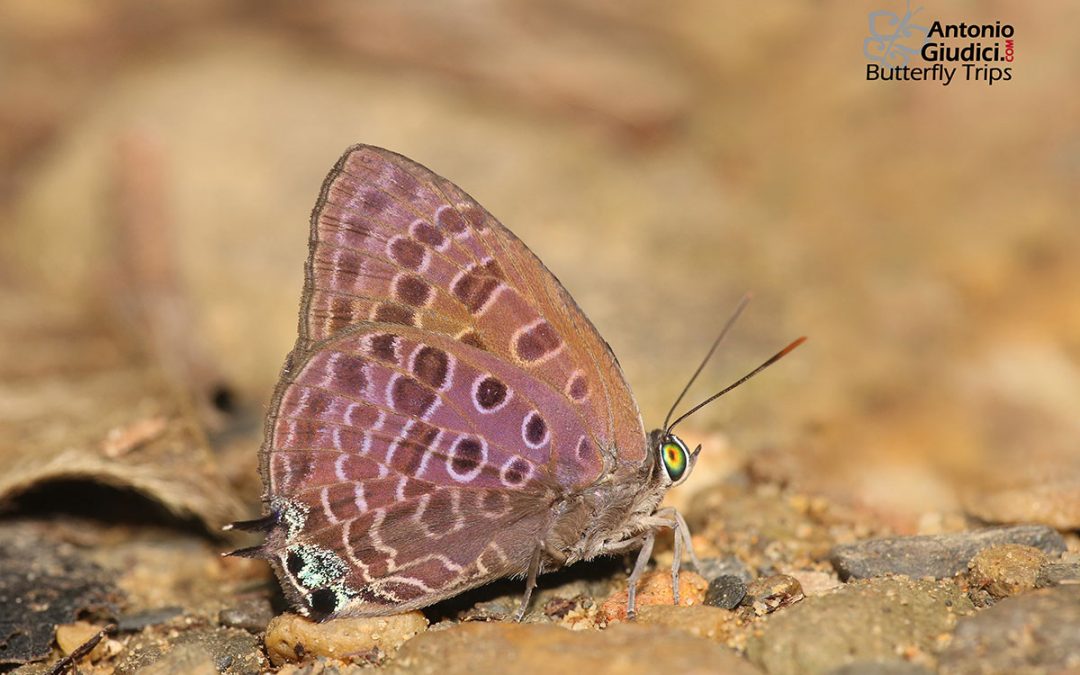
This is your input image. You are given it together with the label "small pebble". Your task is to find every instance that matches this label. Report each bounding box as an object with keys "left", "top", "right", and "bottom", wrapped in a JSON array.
[
  {"left": 827, "top": 661, "right": 935, "bottom": 675},
  {"left": 789, "top": 569, "right": 843, "bottom": 596},
  {"left": 55, "top": 621, "right": 108, "bottom": 662},
  {"left": 139, "top": 643, "right": 217, "bottom": 675},
  {"left": 600, "top": 569, "right": 708, "bottom": 623},
  {"left": 1037, "top": 561, "right": 1080, "bottom": 588},
  {"left": 218, "top": 596, "right": 275, "bottom": 633},
  {"left": 459, "top": 597, "right": 516, "bottom": 622},
  {"left": 743, "top": 574, "right": 804, "bottom": 615},
  {"left": 694, "top": 556, "right": 753, "bottom": 583},
  {"left": 264, "top": 611, "right": 427, "bottom": 666},
  {"left": 116, "top": 606, "right": 183, "bottom": 632},
  {"left": 704, "top": 575, "right": 747, "bottom": 609},
  {"left": 968, "top": 544, "right": 1047, "bottom": 598},
  {"left": 543, "top": 596, "right": 579, "bottom": 620},
  {"left": 963, "top": 478, "right": 1080, "bottom": 530}
]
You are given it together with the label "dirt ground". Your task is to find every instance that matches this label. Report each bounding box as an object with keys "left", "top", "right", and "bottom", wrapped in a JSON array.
[{"left": 1, "top": 2, "right": 1078, "bottom": 674}]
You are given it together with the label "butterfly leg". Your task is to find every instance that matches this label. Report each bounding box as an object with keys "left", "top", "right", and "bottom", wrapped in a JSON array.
[
  {"left": 513, "top": 546, "right": 543, "bottom": 622},
  {"left": 512, "top": 541, "right": 566, "bottom": 622},
  {"left": 671, "top": 515, "right": 683, "bottom": 605},
  {"left": 625, "top": 530, "right": 656, "bottom": 621},
  {"left": 607, "top": 509, "right": 694, "bottom": 619},
  {"left": 643, "top": 507, "right": 698, "bottom": 606},
  {"left": 673, "top": 508, "right": 701, "bottom": 571}
]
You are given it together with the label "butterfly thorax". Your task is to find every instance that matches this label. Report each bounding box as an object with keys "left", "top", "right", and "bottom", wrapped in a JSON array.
[{"left": 545, "top": 430, "right": 670, "bottom": 566}]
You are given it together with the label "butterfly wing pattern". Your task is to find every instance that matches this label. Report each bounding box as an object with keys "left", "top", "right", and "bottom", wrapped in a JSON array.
[{"left": 241, "top": 146, "right": 656, "bottom": 619}]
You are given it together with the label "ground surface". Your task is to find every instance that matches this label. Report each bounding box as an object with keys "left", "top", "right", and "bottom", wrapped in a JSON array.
[{"left": 1, "top": 2, "right": 1078, "bottom": 674}]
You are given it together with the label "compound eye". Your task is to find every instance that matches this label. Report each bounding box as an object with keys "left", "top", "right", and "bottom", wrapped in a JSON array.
[{"left": 660, "top": 436, "right": 689, "bottom": 483}]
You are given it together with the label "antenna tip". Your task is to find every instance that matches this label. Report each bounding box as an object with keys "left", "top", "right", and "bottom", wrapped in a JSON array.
[
  {"left": 782, "top": 336, "right": 807, "bottom": 354},
  {"left": 765, "top": 336, "right": 807, "bottom": 366}
]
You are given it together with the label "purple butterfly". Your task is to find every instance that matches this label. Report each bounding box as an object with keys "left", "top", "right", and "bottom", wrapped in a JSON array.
[{"left": 228, "top": 146, "right": 803, "bottom": 620}]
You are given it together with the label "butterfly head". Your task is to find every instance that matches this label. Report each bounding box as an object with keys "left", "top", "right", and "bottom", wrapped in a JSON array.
[
  {"left": 656, "top": 295, "right": 804, "bottom": 492},
  {"left": 654, "top": 432, "right": 701, "bottom": 487}
]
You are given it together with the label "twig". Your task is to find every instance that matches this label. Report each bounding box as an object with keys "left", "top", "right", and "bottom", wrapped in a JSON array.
[{"left": 47, "top": 623, "right": 116, "bottom": 675}]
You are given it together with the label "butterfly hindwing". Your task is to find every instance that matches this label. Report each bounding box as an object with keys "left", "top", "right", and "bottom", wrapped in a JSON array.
[
  {"left": 270, "top": 326, "right": 602, "bottom": 498},
  {"left": 262, "top": 324, "right": 604, "bottom": 616}
]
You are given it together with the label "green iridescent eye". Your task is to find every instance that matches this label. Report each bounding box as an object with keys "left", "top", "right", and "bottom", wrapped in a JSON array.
[{"left": 661, "top": 437, "right": 689, "bottom": 482}]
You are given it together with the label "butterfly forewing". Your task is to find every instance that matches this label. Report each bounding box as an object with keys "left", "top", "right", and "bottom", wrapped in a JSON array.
[
  {"left": 302, "top": 147, "right": 645, "bottom": 463},
  {"left": 424, "top": 168, "right": 647, "bottom": 466},
  {"left": 258, "top": 146, "right": 647, "bottom": 618}
]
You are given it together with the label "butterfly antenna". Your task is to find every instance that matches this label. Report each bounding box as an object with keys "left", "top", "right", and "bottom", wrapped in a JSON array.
[
  {"left": 665, "top": 336, "right": 807, "bottom": 435},
  {"left": 662, "top": 293, "right": 753, "bottom": 431}
]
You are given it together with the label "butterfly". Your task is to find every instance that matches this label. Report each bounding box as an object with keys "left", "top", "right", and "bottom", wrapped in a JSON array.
[{"left": 228, "top": 145, "right": 803, "bottom": 621}]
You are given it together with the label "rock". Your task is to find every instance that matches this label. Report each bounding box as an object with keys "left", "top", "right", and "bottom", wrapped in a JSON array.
[
  {"left": 690, "top": 485, "right": 833, "bottom": 564},
  {"left": 274, "top": 663, "right": 358, "bottom": 675},
  {"left": 54, "top": 621, "right": 109, "bottom": 662},
  {"left": 830, "top": 525, "right": 1066, "bottom": 580},
  {"left": 967, "top": 544, "right": 1046, "bottom": 598},
  {"left": 138, "top": 643, "right": 218, "bottom": 675},
  {"left": 0, "top": 528, "right": 117, "bottom": 667},
  {"left": 938, "top": 585, "right": 1080, "bottom": 675},
  {"left": 826, "top": 662, "right": 934, "bottom": 675},
  {"left": 747, "top": 577, "right": 973, "bottom": 675},
  {"left": 636, "top": 604, "right": 736, "bottom": 641},
  {"left": 1037, "top": 560, "right": 1080, "bottom": 587},
  {"left": 600, "top": 569, "right": 709, "bottom": 622},
  {"left": 114, "top": 626, "right": 263, "bottom": 675},
  {"left": 963, "top": 477, "right": 1080, "bottom": 530},
  {"left": 743, "top": 574, "right": 804, "bottom": 615},
  {"left": 705, "top": 574, "right": 747, "bottom": 609},
  {"left": 264, "top": 612, "right": 427, "bottom": 666},
  {"left": 387, "top": 622, "right": 762, "bottom": 675},
  {"left": 458, "top": 596, "right": 518, "bottom": 622},
  {"left": 695, "top": 556, "right": 753, "bottom": 582},
  {"left": 115, "top": 606, "right": 184, "bottom": 632},
  {"left": 218, "top": 596, "right": 275, "bottom": 633},
  {"left": 787, "top": 570, "right": 842, "bottom": 596}
]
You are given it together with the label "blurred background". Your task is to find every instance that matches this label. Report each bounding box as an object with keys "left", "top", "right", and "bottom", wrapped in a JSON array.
[{"left": 2, "top": 0, "right": 1078, "bottom": 535}]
